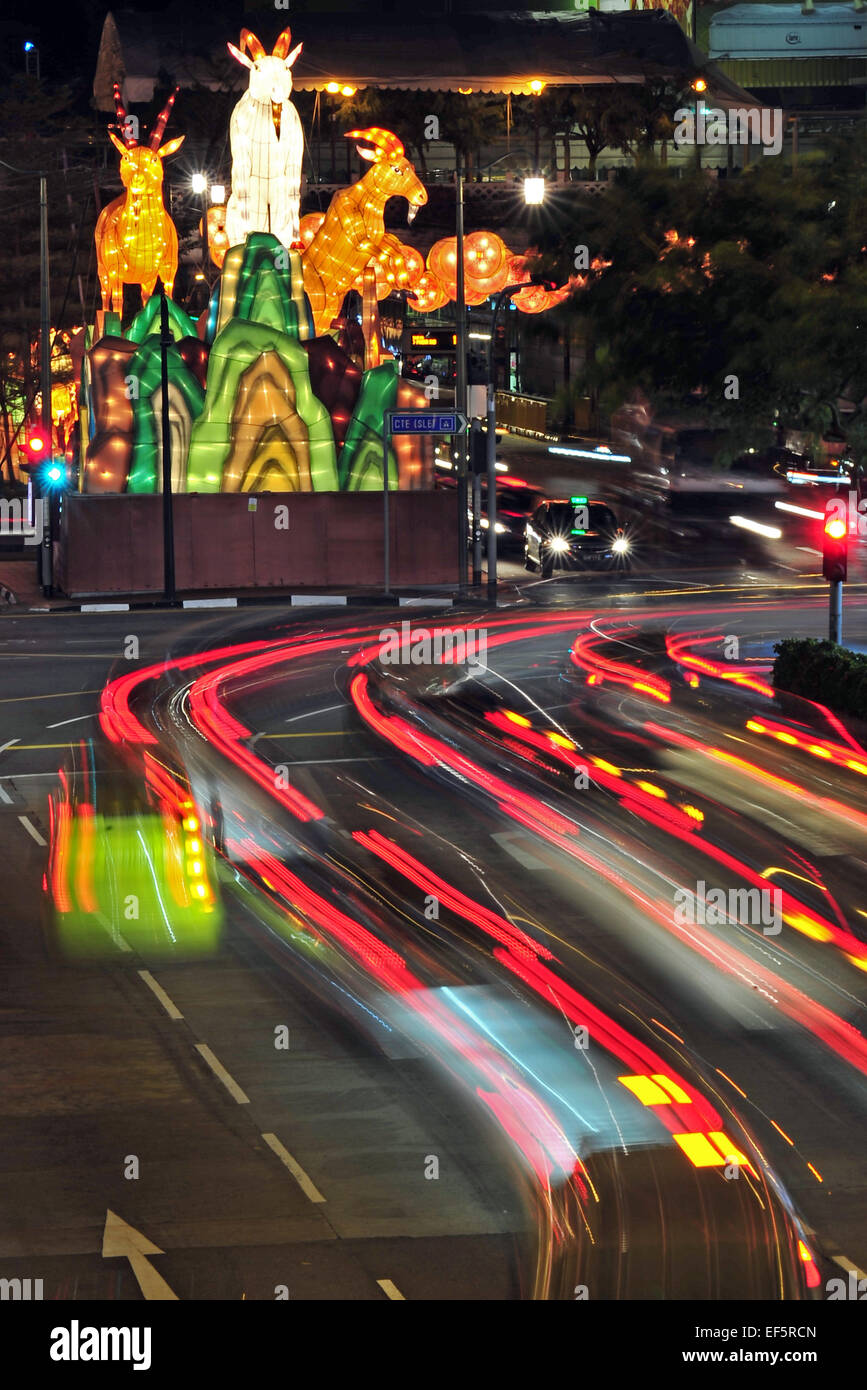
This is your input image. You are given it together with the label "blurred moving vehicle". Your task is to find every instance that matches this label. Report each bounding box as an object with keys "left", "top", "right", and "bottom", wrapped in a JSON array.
[
  {"left": 45, "top": 741, "right": 223, "bottom": 959},
  {"left": 524, "top": 497, "right": 631, "bottom": 577},
  {"left": 480, "top": 479, "right": 545, "bottom": 552}
]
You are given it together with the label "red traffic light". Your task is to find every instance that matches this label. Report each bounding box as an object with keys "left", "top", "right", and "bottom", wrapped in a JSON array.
[
  {"left": 823, "top": 507, "right": 848, "bottom": 582},
  {"left": 22, "top": 427, "right": 51, "bottom": 467}
]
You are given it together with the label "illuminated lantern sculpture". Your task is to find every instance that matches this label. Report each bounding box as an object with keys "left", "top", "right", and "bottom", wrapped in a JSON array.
[
  {"left": 225, "top": 28, "right": 305, "bottom": 251},
  {"left": 206, "top": 205, "right": 230, "bottom": 270},
  {"left": 303, "top": 128, "right": 427, "bottom": 335},
  {"left": 95, "top": 85, "right": 185, "bottom": 314}
]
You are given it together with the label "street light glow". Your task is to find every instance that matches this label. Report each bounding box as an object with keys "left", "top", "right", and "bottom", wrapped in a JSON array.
[
  {"left": 209, "top": 184, "right": 226, "bottom": 204},
  {"left": 524, "top": 177, "right": 545, "bottom": 205},
  {"left": 191, "top": 173, "right": 207, "bottom": 195}
]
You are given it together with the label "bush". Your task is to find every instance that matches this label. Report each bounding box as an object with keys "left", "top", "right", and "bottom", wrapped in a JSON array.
[{"left": 773, "top": 638, "right": 867, "bottom": 719}]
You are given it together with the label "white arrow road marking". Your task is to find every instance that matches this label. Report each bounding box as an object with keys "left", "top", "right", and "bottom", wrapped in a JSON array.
[{"left": 102, "top": 1210, "right": 178, "bottom": 1300}]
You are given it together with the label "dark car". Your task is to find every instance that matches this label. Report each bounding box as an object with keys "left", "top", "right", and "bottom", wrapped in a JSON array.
[
  {"left": 524, "top": 497, "right": 631, "bottom": 577},
  {"left": 480, "top": 480, "right": 545, "bottom": 552}
]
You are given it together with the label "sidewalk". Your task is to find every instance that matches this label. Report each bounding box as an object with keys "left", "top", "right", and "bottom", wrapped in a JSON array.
[{"left": 0, "top": 557, "right": 483, "bottom": 615}]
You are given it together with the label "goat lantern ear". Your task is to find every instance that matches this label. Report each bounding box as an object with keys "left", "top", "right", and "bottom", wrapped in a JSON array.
[
  {"left": 227, "top": 42, "right": 254, "bottom": 70},
  {"left": 157, "top": 135, "right": 185, "bottom": 159},
  {"left": 108, "top": 131, "right": 129, "bottom": 157}
]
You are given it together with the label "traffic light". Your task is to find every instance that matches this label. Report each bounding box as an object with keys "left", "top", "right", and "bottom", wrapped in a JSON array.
[
  {"left": 41, "top": 460, "right": 68, "bottom": 489},
  {"left": 22, "top": 427, "right": 51, "bottom": 470},
  {"left": 470, "top": 428, "right": 487, "bottom": 474},
  {"left": 823, "top": 508, "right": 848, "bottom": 582}
]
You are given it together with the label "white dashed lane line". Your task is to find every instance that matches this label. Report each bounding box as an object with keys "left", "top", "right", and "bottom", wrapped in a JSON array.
[
  {"left": 194, "top": 1043, "right": 250, "bottom": 1105},
  {"left": 138, "top": 970, "right": 184, "bottom": 1020},
  {"left": 18, "top": 816, "right": 46, "bottom": 846},
  {"left": 261, "top": 1133, "right": 327, "bottom": 1204}
]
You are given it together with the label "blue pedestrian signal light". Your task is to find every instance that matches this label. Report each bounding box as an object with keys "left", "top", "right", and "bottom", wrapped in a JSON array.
[{"left": 39, "top": 458, "right": 69, "bottom": 491}]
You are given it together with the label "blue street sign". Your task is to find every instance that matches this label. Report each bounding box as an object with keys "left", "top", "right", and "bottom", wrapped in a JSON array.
[{"left": 388, "top": 411, "right": 468, "bottom": 436}]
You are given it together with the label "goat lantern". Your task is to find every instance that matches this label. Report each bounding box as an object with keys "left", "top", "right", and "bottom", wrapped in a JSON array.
[
  {"left": 95, "top": 85, "right": 185, "bottom": 315},
  {"left": 303, "top": 128, "right": 428, "bottom": 335},
  {"left": 226, "top": 28, "right": 305, "bottom": 252}
]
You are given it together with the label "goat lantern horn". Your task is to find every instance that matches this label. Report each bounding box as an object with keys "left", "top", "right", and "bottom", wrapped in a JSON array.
[
  {"left": 344, "top": 127, "right": 405, "bottom": 162},
  {"left": 112, "top": 82, "right": 137, "bottom": 147},
  {"left": 149, "top": 86, "right": 179, "bottom": 151},
  {"left": 239, "top": 30, "right": 266, "bottom": 60},
  {"left": 227, "top": 29, "right": 266, "bottom": 68},
  {"left": 272, "top": 28, "right": 303, "bottom": 65}
]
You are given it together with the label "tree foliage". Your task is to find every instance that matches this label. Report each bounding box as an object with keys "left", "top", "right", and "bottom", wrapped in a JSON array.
[{"left": 534, "top": 133, "right": 867, "bottom": 464}]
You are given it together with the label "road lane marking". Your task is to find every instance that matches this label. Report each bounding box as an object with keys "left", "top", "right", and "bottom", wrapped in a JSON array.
[
  {"left": 102, "top": 1210, "right": 178, "bottom": 1300},
  {"left": 832, "top": 1254, "right": 867, "bottom": 1280},
  {"left": 0, "top": 782, "right": 12, "bottom": 804},
  {"left": 194, "top": 1044, "right": 250, "bottom": 1104},
  {"left": 138, "top": 970, "right": 183, "bottom": 1020},
  {"left": 491, "top": 830, "right": 546, "bottom": 870},
  {"left": 4, "top": 743, "right": 76, "bottom": 751},
  {"left": 0, "top": 738, "right": 20, "bottom": 753},
  {"left": 376, "top": 1279, "right": 405, "bottom": 1301},
  {"left": 286, "top": 704, "right": 345, "bottom": 723},
  {"left": 259, "top": 731, "right": 345, "bottom": 739},
  {"left": 18, "top": 816, "right": 46, "bottom": 845},
  {"left": 0, "top": 689, "right": 101, "bottom": 704},
  {"left": 261, "top": 1132, "right": 327, "bottom": 1204},
  {"left": 46, "top": 713, "right": 95, "bottom": 729}
]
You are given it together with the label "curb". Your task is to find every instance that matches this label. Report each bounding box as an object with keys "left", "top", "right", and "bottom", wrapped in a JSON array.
[{"left": 28, "top": 593, "right": 462, "bottom": 615}]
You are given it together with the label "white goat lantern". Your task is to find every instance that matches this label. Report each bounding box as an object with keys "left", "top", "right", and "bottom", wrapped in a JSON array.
[{"left": 226, "top": 28, "right": 304, "bottom": 252}]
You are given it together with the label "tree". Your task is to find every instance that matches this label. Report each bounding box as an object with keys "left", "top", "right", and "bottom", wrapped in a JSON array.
[
  {"left": 531, "top": 133, "right": 867, "bottom": 467},
  {"left": 0, "top": 75, "right": 95, "bottom": 483}
]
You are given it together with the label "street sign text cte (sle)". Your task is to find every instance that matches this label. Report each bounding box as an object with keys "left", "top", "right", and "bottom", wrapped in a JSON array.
[{"left": 387, "top": 411, "right": 468, "bottom": 436}]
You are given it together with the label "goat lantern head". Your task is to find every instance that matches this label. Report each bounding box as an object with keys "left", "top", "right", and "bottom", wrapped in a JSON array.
[
  {"left": 227, "top": 28, "right": 303, "bottom": 110},
  {"left": 345, "top": 128, "right": 428, "bottom": 223},
  {"left": 108, "top": 84, "right": 185, "bottom": 201}
]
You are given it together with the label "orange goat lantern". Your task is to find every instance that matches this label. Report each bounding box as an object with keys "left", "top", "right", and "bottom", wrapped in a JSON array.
[
  {"left": 302, "top": 127, "right": 427, "bottom": 335},
  {"left": 95, "top": 84, "right": 185, "bottom": 314}
]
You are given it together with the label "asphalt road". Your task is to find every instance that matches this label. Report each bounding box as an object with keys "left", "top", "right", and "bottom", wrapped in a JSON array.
[{"left": 3, "top": 548, "right": 866, "bottom": 1300}]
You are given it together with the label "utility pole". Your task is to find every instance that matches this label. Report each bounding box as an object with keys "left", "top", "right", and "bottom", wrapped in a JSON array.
[
  {"left": 39, "top": 175, "right": 52, "bottom": 594},
  {"left": 160, "top": 288, "right": 176, "bottom": 603},
  {"left": 455, "top": 149, "right": 469, "bottom": 598}
]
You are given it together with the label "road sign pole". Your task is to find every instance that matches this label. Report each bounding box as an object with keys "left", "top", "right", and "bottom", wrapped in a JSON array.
[
  {"left": 455, "top": 152, "right": 468, "bottom": 598},
  {"left": 471, "top": 418, "right": 482, "bottom": 586},
  {"left": 383, "top": 417, "right": 391, "bottom": 597},
  {"left": 830, "top": 578, "right": 842, "bottom": 644}
]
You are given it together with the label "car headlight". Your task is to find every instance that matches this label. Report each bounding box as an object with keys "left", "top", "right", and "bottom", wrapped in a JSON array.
[
  {"left": 612, "top": 536, "right": 630, "bottom": 554},
  {"left": 549, "top": 536, "right": 569, "bottom": 553}
]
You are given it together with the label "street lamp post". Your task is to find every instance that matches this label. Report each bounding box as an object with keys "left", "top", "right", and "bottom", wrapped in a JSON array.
[
  {"left": 486, "top": 284, "right": 529, "bottom": 603},
  {"left": 24, "top": 43, "right": 40, "bottom": 80}
]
